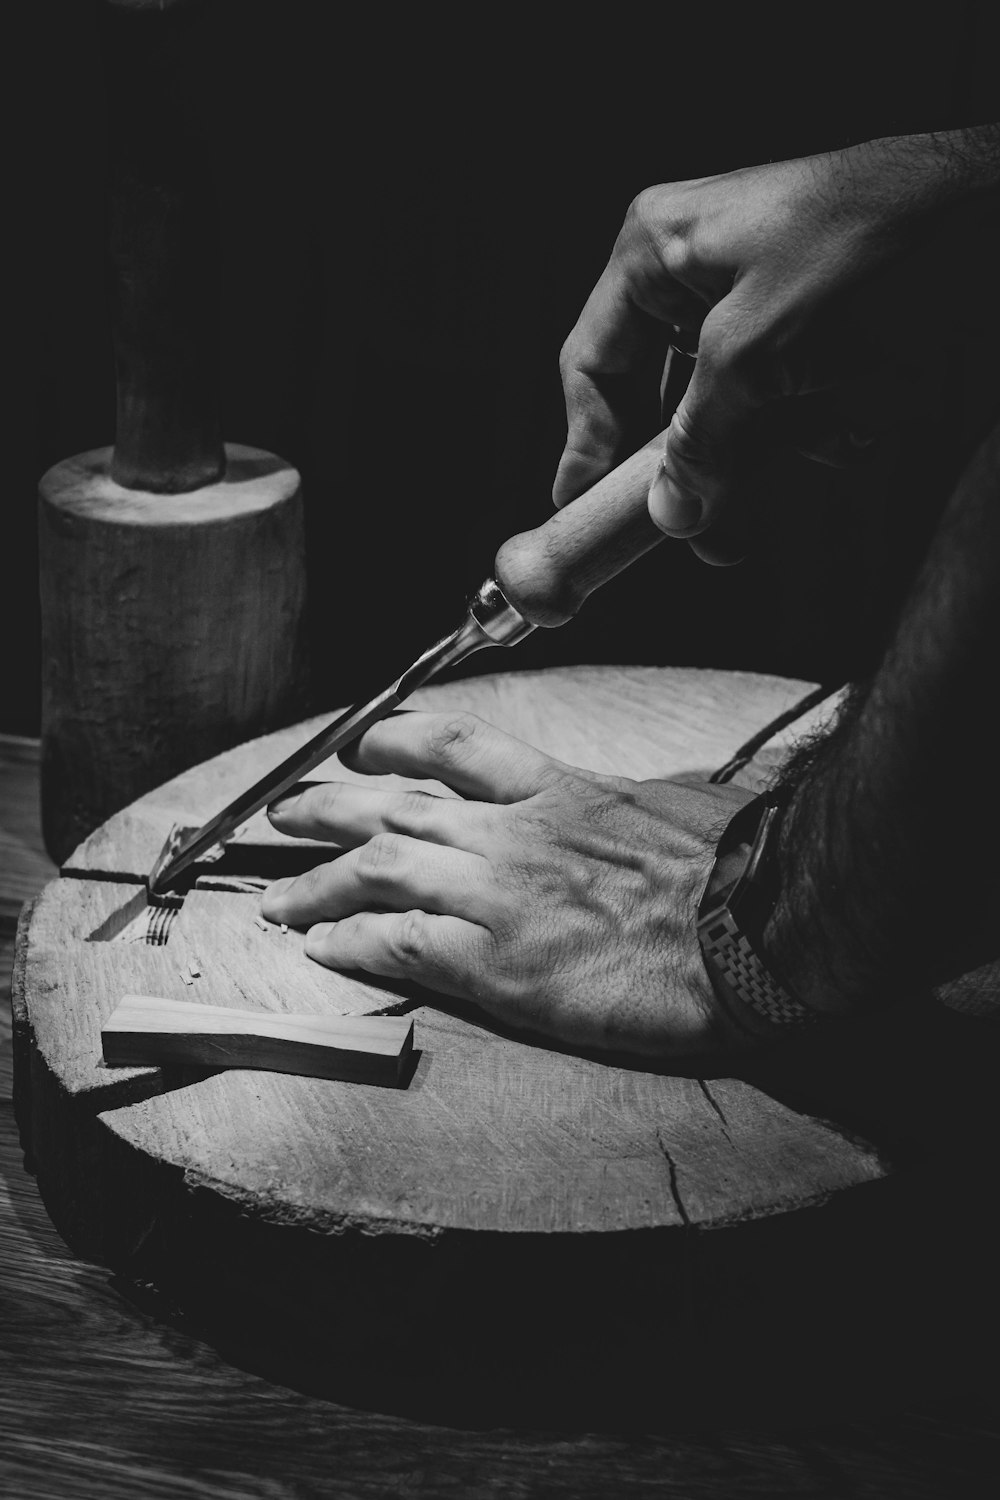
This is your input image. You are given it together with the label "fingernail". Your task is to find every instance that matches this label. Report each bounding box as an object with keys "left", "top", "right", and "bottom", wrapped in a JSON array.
[
  {"left": 305, "top": 922, "right": 335, "bottom": 953},
  {"left": 648, "top": 463, "right": 703, "bottom": 535},
  {"left": 268, "top": 790, "right": 302, "bottom": 820}
]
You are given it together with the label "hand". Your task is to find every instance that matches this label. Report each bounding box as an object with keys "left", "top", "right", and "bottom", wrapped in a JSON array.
[
  {"left": 554, "top": 133, "right": 987, "bottom": 563},
  {"left": 261, "top": 711, "right": 754, "bottom": 1057}
]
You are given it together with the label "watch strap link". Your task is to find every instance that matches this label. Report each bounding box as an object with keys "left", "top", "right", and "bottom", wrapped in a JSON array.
[{"left": 697, "top": 794, "right": 816, "bottom": 1030}]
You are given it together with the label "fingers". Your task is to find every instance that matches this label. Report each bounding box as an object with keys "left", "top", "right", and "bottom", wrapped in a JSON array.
[
  {"left": 339, "top": 711, "right": 570, "bottom": 803},
  {"left": 269, "top": 778, "right": 484, "bottom": 852},
  {"left": 551, "top": 368, "right": 638, "bottom": 510},
  {"left": 304, "top": 910, "right": 491, "bottom": 1001},
  {"left": 645, "top": 298, "right": 896, "bottom": 550},
  {"left": 646, "top": 298, "right": 766, "bottom": 540},
  {"left": 553, "top": 281, "right": 670, "bottom": 509},
  {"left": 262, "top": 834, "right": 494, "bottom": 928},
  {"left": 552, "top": 188, "right": 705, "bottom": 511}
]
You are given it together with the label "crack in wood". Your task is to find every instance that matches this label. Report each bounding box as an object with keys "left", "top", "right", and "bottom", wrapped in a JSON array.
[
  {"left": 655, "top": 1128, "right": 691, "bottom": 1228},
  {"left": 698, "top": 1079, "right": 735, "bottom": 1149}
]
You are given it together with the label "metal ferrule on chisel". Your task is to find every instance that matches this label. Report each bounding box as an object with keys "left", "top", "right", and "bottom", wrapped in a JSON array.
[{"left": 147, "top": 578, "right": 534, "bottom": 895}]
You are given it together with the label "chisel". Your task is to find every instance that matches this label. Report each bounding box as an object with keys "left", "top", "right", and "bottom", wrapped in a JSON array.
[{"left": 149, "top": 412, "right": 683, "bottom": 894}]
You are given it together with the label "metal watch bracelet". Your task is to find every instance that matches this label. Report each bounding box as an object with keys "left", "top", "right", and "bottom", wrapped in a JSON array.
[{"left": 696, "top": 792, "right": 817, "bottom": 1033}]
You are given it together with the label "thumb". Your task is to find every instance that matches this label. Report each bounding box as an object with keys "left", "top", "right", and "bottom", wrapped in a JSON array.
[{"left": 647, "top": 308, "right": 764, "bottom": 538}]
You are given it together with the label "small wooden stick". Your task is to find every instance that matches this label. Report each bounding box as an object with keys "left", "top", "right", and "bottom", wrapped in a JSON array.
[{"left": 102, "top": 995, "right": 414, "bottom": 1086}]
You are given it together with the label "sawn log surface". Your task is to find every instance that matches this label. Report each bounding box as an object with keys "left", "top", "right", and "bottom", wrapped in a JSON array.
[{"left": 13, "top": 666, "right": 999, "bottom": 1428}]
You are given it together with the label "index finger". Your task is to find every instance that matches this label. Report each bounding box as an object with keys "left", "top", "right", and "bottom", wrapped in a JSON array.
[
  {"left": 553, "top": 276, "right": 672, "bottom": 509},
  {"left": 341, "top": 711, "right": 572, "bottom": 803}
]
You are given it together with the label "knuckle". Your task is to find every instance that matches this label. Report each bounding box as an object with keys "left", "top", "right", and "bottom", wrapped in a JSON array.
[
  {"left": 582, "top": 782, "right": 633, "bottom": 822},
  {"left": 388, "top": 909, "right": 429, "bottom": 968},
  {"left": 358, "top": 832, "right": 404, "bottom": 881},
  {"left": 425, "top": 713, "right": 480, "bottom": 766},
  {"left": 384, "top": 789, "right": 434, "bottom": 835},
  {"left": 626, "top": 185, "right": 688, "bottom": 276},
  {"left": 560, "top": 344, "right": 602, "bottom": 394},
  {"left": 625, "top": 186, "right": 665, "bottom": 241},
  {"left": 558, "top": 336, "right": 580, "bottom": 378},
  {"left": 530, "top": 760, "right": 573, "bottom": 797},
  {"left": 668, "top": 401, "right": 713, "bottom": 467},
  {"left": 487, "top": 908, "right": 520, "bottom": 954}
]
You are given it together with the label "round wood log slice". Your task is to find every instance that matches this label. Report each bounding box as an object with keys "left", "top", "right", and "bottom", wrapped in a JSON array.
[{"left": 13, "top": 666, "right": 996, "bottom": 1426}]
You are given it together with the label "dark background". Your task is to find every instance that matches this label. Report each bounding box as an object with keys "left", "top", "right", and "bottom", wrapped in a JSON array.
[{"left": 8, "top": 0, "right": 1000, "bottom": 737}]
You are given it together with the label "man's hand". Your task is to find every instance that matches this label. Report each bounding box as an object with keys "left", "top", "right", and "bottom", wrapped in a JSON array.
[
  {"left": 261, "top": 711, "right": 753, "bottom": 1057},
  {"left": 554, "top": 130, "right": 999, "bottom": 563}
]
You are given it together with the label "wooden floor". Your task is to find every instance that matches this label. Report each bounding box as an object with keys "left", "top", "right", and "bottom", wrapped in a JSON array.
[{"left": 2, "top": 734, "right": 998, "bottom": 1498}]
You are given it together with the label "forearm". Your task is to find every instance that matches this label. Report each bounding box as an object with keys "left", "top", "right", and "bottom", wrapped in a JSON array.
[
  {"left": 764, "top": 416, "right": 1000, "bottom": 1013},
  {"left": 825, "top": 126, "right": 1000, "bottom": 282},
  {"left": 839, "top": 125, "right": 1000, "bottom": 213}
]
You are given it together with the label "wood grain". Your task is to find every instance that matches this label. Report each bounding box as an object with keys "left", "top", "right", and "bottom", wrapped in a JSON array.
[
  {"left": 102, "top": 995, "right": 414, "bottom": 1086},
  {"left": 2, "top": 1100, "right": 996, "bottom": 1498},
  {"left": 15, "top": 665, "right": 911, "bottom": 1414},
  {"left": 20, "top": 878, "right": 415, "bottom": 1105},
  {"left": 4, "top": 711, "right": 1000, "bottom": 1489},
  {"left": 38, "top": 445, "right": 309, "bottom": 863}
]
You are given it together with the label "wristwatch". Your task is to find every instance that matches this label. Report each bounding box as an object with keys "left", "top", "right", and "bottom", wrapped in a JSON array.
[{"left": 696, "top": 792, "right": 816, "bottom": 1033}]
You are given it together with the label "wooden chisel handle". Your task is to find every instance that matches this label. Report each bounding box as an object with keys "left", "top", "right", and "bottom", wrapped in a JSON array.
[
  {"left": 493, "top": 427, "right": 669, "bottom": 628},
  {"left": 494, "top": 338, "right": 695, "bottom": 628}
]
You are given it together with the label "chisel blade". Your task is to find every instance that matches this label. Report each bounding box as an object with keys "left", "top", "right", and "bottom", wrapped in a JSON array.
[
  {"left": 147, "top": 578, "right": 534, "bottom": 894},
  {"left": 147, "top": 681, "right": 404, "bottom": 894}
]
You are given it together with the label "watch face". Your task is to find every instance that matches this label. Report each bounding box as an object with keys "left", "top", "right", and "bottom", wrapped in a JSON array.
[{"left": 699, "top": 798, "right": 774, "bottom": 928}]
